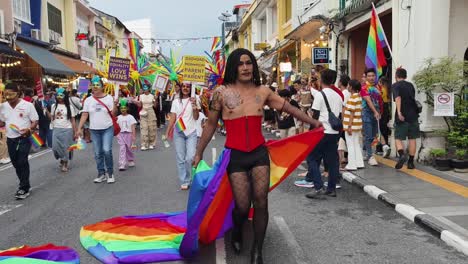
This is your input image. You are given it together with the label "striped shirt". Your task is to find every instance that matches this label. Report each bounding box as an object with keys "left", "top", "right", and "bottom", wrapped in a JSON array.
[{"left": 343, "top": 93, "right": 362, "bottom": 131}]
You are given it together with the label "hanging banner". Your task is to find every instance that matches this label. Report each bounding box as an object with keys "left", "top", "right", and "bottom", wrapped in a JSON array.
[
  {"left": 108, "top": 57, "right": 131, "bottom": 82},
  {"left": 35, "top": 78, "right": 44, "bottom": 99},
  {"left": 182, "top": 55, "right": 206, "bottom": 83},
  {"left": 434, "top": 92, "right": 455, "bottom": 116}
]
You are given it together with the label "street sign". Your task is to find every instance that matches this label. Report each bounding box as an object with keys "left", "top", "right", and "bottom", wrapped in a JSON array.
[
  {"left": 254, "top": 43, "right": 271, "bottom": 51},
  {"left": 224, "top": 21, "right": 240, "bottom": 31},
  {"left": 434, "top": 92, "right": 455, "bottom": 116},
  {"left": 312, "top": 47, "right": 331, "bottom": 65}
]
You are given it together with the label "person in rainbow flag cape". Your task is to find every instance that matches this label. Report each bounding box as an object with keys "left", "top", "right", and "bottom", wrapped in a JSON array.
[
  {"left": 80, "top": 48, "right": 323, "bottom": 264},
  {"left": 0, "top": 82, "right": 39, "bottom": 200}
]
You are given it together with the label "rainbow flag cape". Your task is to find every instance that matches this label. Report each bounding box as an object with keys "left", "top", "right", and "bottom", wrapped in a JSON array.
[
  {"left": 80, "top": 129, "right": 324, "bottom": 263},
  {"left": 365, "top": 6, "right": 387, "bottom": 79},
  {"left": 30, "top": 132, "right": 44, "bottom": 148},
  {"left": 175, "top": 118, "right": 186, "bottom": 132},
  {"left": 0, "top": 244, "right": 79, "bottom": 263}
]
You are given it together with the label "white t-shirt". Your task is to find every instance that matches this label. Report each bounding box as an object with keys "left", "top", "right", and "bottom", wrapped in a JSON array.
[
  {"left": 138, "top": 93, "right": 155, "bottom": 109},
  {"left": 52, "top": 103, "right": 77, "bottom": 129},
  {"left": 117, "top": 114, "right": 137, "bottom": 133},
  {"left": 342, "top": 89, "right": 351, "bottom": 106},
  {"left": 82, "top": 95, "right": 114, "bottom": 130},
  {"left": 170, "top": 97, "right": 201, "bottom": 136},
  {"left": 195, "top": 111, "right": 207, "bottom": 137},
  {"left": 0, "top": 99, "right": 39, "bottom": 138},
  {"left": 311, "top": 87, "right": 343, "bottom": 134}
]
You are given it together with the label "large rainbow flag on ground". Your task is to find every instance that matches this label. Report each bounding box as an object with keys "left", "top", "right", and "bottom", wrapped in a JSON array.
[
  {"left": 80, "top": 128, "right": 324, "bottom": 263},
  {"left": 365, "top": 5, "right": 388, "bottom": 79},
  {"left": 0, "top": 244, "right": 79, "bottom": 263}
]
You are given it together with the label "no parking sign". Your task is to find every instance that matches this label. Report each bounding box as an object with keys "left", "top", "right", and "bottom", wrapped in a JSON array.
[{"left": 434, "top": 93, "right": 455, "bottom": 116}]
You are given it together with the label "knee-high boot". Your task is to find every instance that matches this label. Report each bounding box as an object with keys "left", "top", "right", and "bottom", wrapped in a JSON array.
[{"left": 231, "top": 208, "right": 246, "bottom": 254}]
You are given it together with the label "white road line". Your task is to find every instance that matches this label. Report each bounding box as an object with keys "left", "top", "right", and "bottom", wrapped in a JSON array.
[
  {"left": 273, "top": 216, "right": 309, "bottom": 264},
  {"left": 215, "top": 238, "right": 227, "bottom": 264},
  {"left": 0, "top": 149, "right": 52, "bottom": 172},
  {"left": 0, "top": 204, "right": 23, "bottom": 216},
  {"left": 30, "top": 182, "right": 46, "bottom": 191},
  {"left": 212, "top": 147, "right": 217, "bottom": 166}
]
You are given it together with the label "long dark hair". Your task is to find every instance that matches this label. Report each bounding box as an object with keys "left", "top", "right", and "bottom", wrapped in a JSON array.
[
  {"left": 54, "top": 91, "right": 72, "bottom": 120},
  {"left": 223, "top": 48, "right": 261, "bottom": 87}
]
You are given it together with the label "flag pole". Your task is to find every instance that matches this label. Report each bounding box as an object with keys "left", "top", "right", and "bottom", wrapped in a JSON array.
[{"left": 371, "top": 2, "right": 396, "bottom": 65}]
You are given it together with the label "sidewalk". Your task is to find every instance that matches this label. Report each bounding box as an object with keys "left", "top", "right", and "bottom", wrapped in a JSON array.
[{"left": 343, "top": 155, "right": 468, "bottom": 255}]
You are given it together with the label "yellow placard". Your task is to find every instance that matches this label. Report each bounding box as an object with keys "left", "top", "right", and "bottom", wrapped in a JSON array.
[{"left": 182, "top": 55, "right": 206, "bottom": 83}]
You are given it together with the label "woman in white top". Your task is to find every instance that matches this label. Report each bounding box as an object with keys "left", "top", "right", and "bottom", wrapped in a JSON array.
[
  {"left": 165, "top": 82, "right": 200, "bottom": 190},
  {"left": 136, "top": 83, "right": 157, "bottom": 150},
  {"left": 49, "top": 88, "right": 76, "bottom": 172},
  {"left": 77, "top": 76, "right": 117, "bottom": 184}
]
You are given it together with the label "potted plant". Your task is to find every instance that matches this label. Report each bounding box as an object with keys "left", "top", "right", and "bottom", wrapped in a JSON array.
[
  {"left": 430, "top": 149, "right": 451, "bottom": 171},
  {"left": 451, "top": 149, "right": 468, "bottom": 173}
]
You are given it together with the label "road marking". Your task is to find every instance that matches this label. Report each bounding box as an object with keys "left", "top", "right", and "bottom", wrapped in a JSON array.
[
  {"left": 342, "top": 172, "right": 357, "bottom": 183},
  {"left": 0, "top": 204, "right": 23, "bottom": 216},
  {"left": 212, "top": 147, "right": 217, "bottom": 166},
  {"left": 273, "top": 216, "right": 309, "bottom": 264},
  {"left": 375, "top": 156, "right": 468, "bottom": 198},
  {"left": 30, "top": 182, "right": 46, "bottom": 191},
  {"left": 215, "top": 238, "right": 227, "bottom": 264},
  {"left": 0, "top": 149, "right": 52, "bottom": 172}
]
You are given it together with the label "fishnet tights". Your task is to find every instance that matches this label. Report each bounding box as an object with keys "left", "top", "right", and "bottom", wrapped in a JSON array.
[{"left": 228, "top": 165, "right": 270, "bottom": 251}]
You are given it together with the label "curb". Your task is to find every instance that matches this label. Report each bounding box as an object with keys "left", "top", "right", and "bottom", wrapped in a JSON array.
[{"left": 342, "top": 171, "right": 468, "bottom": 256}]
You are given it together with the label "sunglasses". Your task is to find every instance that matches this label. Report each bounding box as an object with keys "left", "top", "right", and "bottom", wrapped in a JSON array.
[{"left": 91, "top": 84, "right": 102, "bottom": 88}]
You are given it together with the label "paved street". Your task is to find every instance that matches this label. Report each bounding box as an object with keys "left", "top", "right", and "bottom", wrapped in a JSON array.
[{"left": 0, "top": 129, "right": 466, "bottom": 264}]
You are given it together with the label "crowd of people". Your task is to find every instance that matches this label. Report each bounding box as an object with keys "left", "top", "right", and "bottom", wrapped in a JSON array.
[{"left": 0, "top": 47, "right": 421, "bottom": 263}]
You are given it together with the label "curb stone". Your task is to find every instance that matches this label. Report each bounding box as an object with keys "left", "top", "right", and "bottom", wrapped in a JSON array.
[{"left": 342, "top": 171, "right": 468, "bottom": 256}]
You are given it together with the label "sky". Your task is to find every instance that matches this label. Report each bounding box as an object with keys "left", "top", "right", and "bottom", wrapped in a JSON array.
[{"left": 88, "top": 0, "right": 248, "bottom": 58}]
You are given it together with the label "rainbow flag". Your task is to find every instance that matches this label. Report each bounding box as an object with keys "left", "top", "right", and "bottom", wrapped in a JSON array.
[
  {"left": 80, "top": 129, "right": 324, "bottom": 263},
  {"left": 29, "top": 132, "right": 44, "bottom": 148},
  {"left": 128, "top": 38, "right": 140, "bottom": 71},
  {"left": 0, "top": 244, "right": 79, "bottom": 263},
  {"left": 365, "top": 6, "right": 387, "bottom": 79},
  {"left": 210, "top": 37, "right": 221, "bottom": 52},
  {"left": 8, "top": 124, "right": 20, "bottom": 134},
  {"left": 175, "top": 118, "right": 186, "bottom": 132},
  {"left": 68, "top": 137, "right": 86, "bottom": 151}
]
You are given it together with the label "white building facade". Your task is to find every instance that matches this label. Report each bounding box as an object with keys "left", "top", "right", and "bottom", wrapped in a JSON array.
[{"left": 124, "top": 18, "right": 156, "bottom": 54}]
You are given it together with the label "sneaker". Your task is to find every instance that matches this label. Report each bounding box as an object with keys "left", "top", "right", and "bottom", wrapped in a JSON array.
[
  {"left": 305, "top": 188, "right": 326, "bottom": 199},
  {"left": 28, "top": 155, "right": 32, "bottom": 160},
  {"left": 15, "top": 189, "right": 30, "bottom": 200},
  {"left": 61, "top": 161, "right": 69, "bottom": 172},
  {"left": 325, "top": 190, "right": 337, "bottom": 197},
  {"left": 94, "top": 174, "right": 107, "bottom": 183},
  {"left": 119, "top": 166, "right": 126, "bottom": 171},
  {"left": 368, "top": 156, "right": 378, "bottom": 166},
  {"left": 107, "top": 174, "right": 115, "bottom": 184},
  {"left": 0, "top": 158, "right": 11, "bottom": 164},
  {"left": 395, "top": 155, "right": 408, "bottom": 169},
  {"left": 128, "top": 161, "right": 135, "bottom": 167},
  {"left": 141, "top": 146, "right": 148, "bottom": 151},
  {"left": 294, "top": 180, "right": 314, "bottom": 188},
  {"left": 180, "top": 184, "right": 189, "bottom": 190},
  {"left": 383, "top": 145, "right": 391, "bottom": 158},
  {"left": 275, "top": 132, "right": 281, "bottom": 138},
  {"left": 324, "top": 182, "right": 342, "bottom": 189},
  {"left": 407, "top": 160, "right": 415, "bottom": 169},
  {"left": 149, "top": 145, "right": 155, "bottom": 150}
]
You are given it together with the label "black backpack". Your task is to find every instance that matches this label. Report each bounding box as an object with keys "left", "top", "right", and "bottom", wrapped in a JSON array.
[{"left": 320, "top": 91, "right": 343, "bottom": 131}]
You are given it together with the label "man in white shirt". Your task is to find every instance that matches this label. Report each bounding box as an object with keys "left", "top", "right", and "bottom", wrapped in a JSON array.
[
  {"left": 0, "top": 83, "right": 39, "bottom": 199},
  {"left": 303, "top": 69, "right": 343, "bottom": 198}
]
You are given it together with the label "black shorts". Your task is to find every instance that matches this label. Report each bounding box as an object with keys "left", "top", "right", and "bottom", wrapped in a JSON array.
[{"left": 227, "top": 145, "right": 270, "bottom": 174}]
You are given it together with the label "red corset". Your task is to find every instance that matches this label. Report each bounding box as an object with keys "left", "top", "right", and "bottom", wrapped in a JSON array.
[{"left": 224, "top": 115, "right": 265, "bottom": 152}]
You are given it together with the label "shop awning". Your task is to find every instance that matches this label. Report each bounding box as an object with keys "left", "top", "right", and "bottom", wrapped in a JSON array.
[
  {"left": 285, "top": 18, "right": 323, "bottom": 42},
  {"left": 258, "top": 53, "right": 278, "bottom": 75},
  {"left": 16, "top": 41, "right": 75, "bottom": 76},
  {"left": 0, "top": 42, "right": 24, "bottom": 59},
  {"left": 53, "top": 54, "right": 96, "bottom": 75}
]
